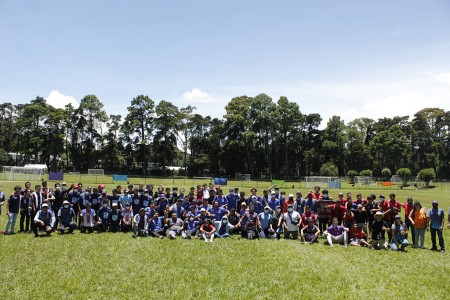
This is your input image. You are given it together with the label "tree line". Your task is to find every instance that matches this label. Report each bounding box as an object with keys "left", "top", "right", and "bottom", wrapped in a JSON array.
[{"left": 0, "top": 94, "right": 449, "bottom": 179}]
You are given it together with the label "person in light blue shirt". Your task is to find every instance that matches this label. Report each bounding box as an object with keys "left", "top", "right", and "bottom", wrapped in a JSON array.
[
  {"left": 427, "top": 200, "right": 445, "bottom": 252},
  {"left": 259, "top": 206, "right": 275, "bottom": 238}
]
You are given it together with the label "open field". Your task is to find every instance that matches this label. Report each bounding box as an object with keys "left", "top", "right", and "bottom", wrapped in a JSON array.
[{"left": 0, "top": 177, "right": 449, "bottom": 299}]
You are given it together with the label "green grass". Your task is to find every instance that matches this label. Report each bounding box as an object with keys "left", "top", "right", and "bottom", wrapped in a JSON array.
[{"left": 0, "top": 177, "right": 449, "bottom": 299}]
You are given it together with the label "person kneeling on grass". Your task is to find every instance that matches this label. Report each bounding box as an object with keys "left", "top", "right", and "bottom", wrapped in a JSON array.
[
  {"left": 57, "top": 200, "right": 76, "bottom": 234},
  {"left": 324, "top": 217, "right": 349, "bottom": 247},
  {"left": 301, "top": 218, "right": 320, "bottom": 244},
  {"left": 371, "top": 211, "right": 390, "bottom": 250},
  {"left": 80, "top": 203, "right": 96, "bottom": 234},
  {"left": 200, "top": 218, "right": 216, "bottom": 242},
  {"left": 133, "top": 208, "right": 148, "bottom": 238},
  {"left": 164, "top": 212, "right": 184, "bottom": 239},
  {"left": 216, "top": 215, "right": 235, "bottom": 238},
  {"left": 33, "top": 203, "right": 55, "bottom": 237},
  {"left": 349, "top": 223, "right": 370, "bottom": 247},
  {"left": 391, "top": 215, "right": 409, "bottom": 251},
  {"left": 121, "top": 203, "right": 133, "bottom": 233},
  {"left": 182, "top": 215, "right": 199, "bottom": 239}
]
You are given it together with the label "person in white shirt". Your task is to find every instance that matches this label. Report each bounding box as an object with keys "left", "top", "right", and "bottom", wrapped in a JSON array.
[
  {"left": 33, "top": 203, "right": 55, "bottom": 237},
  {"left": 133, "top": 208, "right": 148, "bottom": 238},
  {"left": 279, "top": 203, "right": 301, "bottom": 240},
  {"left": 80, "top": 202, "right": 96, "bottom": 234}
]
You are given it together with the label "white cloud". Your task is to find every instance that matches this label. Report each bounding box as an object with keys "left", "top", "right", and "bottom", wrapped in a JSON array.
[
  {"left": 435, "top": 72, "right": 450, "bottom": 85},
  {"left": 182, "top": 88, "right": 216, "bottom": 104},
  {"left": 46, "top": 90, "right": 79, "bottom": 109}
]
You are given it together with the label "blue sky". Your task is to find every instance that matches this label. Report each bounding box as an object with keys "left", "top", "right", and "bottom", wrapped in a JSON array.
[{"left": 1, "top": 0, "right": 449, "bottom": 126}]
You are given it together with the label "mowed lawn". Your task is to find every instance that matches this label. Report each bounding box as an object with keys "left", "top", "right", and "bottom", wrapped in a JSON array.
[{"left": 0, "top": 179, "right": 449, "bottom": 299}]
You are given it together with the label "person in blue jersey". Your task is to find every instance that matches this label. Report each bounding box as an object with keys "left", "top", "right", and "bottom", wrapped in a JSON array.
[
  {"left": 304, "top": 192, "right": 318, "bottom": 215},
  {"left": 247, "top": 188, "right": 260, "bottom": 205},
  {"left": 120, "top": 188, "right": 132, "bottom": 210},
  {"left": 238, "top": 204, "right": 261, "bottom": 239},
  {"left": 169, "top": 198, "right": 186, "bottom": 219},
  {"left": 259, "top": 206, "right": 275, "bottom": 238},
  {"left": 187, "top": 204, "right": 199, "bottom": 218},
  {"left": 208, "top": 200, "right": 227, "bottom": 225},
  {"left": 182, "top": 215, "right": 200, "bottom": 239},
  {"left": 33, "top": 203, "right": 55, "bottom": 237},
  {"left": 181, "top": 196, "right": 191, "bottom": 212},
  {"left": 89, "top": 187, "right": 101, "bottom": 215},
  {"left": 4, "top": 185, "right": 22, "bottom": 235},
  {"left": 214, "top": 189, "right": 227, "bottom": 207},
  {"left": 156, "top": 194, "right": 169, "bottom": 215},
  {"left": 57, "top": 200, "right": 75, "bottom": 234},
  {"left": 108, "top": 189, "right": 122, "bottom": 210},
  {"left": 249, "top": 195, "right": 263, "bottom": 214},
  {"left": 141, "top": 190, "right": 151, "bottom": 209},
  {"left": 19, "top": 189, "right": 32, "bottom": 233},
  {"left": 80, "top": 202, "right": 96, "bottom": 234},
  {"left": 109, "top": 203, "right": 123, "bottom": 232},
  {"left": 225, "top": 188, "right": 238, "bottom": 211},
  {"left": 121, "top": 203, "right": 133, "bottom": 233},
  {"left": 133, "top": 208, "right": 148, "bottom": 238},
  {"left": 427, "top": 201, "right": 445, "bottom": 253},
  {"left": 197, "top": 197, "right": 210, "bottom": 212},
  {"left": 131, "top": 189, "right": 142, "bottom": 216},
  {"left": 149, "top": 211, "right": 165, "bottom": 238},
  {"left": 267, "top": 192, "right": 280, "bottom": 212},
  {"left": 96, "top": 200, "right": 111, "bottom": 233},
  {"left": 273, "top": 187, "right": 281, "bottom": 200}
]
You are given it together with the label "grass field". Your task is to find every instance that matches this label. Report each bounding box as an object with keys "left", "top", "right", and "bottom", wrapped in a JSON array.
[{"left": 0, "top": 177, "right": 449, "bottom": 299}]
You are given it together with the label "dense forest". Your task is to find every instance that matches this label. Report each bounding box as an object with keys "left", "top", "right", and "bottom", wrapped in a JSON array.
[{"left": 0, "top": 94, "right": 449, "bottom": 179}]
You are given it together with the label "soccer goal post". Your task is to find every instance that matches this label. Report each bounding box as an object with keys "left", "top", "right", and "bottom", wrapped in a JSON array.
[
  {"left": 88, "top": 169, "right": 105, "bottom": 176},
  {"left": 236, "top": 173, "right": 251, "bottom": 181},
  {"left": 9, "top": 166, "right": 44, "bottom": 181},
  {"left": 355, "top": 176, "right": 376, "bottom": 185},
  {"left": 304, "top": 176, "right": 339, "bottom": 189}
]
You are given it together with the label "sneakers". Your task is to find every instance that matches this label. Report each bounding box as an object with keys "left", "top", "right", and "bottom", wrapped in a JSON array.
[
  {"left": 440, "top": 249, "right": 445, "bottom": 253},
  {"left": 430, "top": 247, "right": 438, "bottom": 251}
]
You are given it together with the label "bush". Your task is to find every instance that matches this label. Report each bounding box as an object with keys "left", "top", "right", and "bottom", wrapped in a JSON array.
[
  {"left": 347, "top": 170, "right": 358, "bottom": 184},
  {"left": 418, "top": 168, "right": 436, "bottom": 187},
  {"left": 359, "top": 169, "right": 373, "bottom": 177},
  {"left": 396, "top": 168, "right": 411, "bottom": 186},
  {"left": 320, "top": 162, "right": 339, "bottom": 176},
  {"left": 381, "top": 167, "right": 391, "bottom": 181}
]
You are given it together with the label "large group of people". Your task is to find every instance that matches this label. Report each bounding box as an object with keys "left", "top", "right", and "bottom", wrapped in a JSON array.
[{"left": 0, "top": 182, "right": 446, "bottom": 252}]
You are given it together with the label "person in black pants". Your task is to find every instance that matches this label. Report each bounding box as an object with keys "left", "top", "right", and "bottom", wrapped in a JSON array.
[{"left": 19, "top": 189, "right": 33, "bottom": 232}]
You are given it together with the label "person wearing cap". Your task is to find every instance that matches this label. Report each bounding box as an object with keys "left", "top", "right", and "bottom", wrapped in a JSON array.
[
  {"left": 279, "top": 203, "right": 301, "bottom": 240},
  {"left": 19, "top": 189, "right": 33, "bottom": 233},
  {"left": 164, "top": 211, "right": 184, "bottom": 239},
  {"left": 121, "top": 203, "right": 133, "bottom": 233},
  {"left": 80, "top": 202, "right": 96, "bottom": 234},
  {"left": 109, "top": 203, "right": 123, "bottom": 233},
  {"left": 133, "top": 208, "right": 149, "bottom": 238},
  {"left": 301, "top": 218, "right": 320, "bottom": 244},
  {"left": 408, "top": 201, "right": 428, "bottom": 249},
  {"left": 33, "top": 203, "right": 55, "bottom": 237},
  {"left": 283, "top": 194, "right": 297, "bottom": 214},
  {"left": 371, "top": 211, "right": 390, "bottom": 250},
  {"left": 4, "top": 185, "right": 22, "bottom": 235},
  {"left": 402, "top": 197, "right": 415, "bottom": 245},
  {"left": 57, "top": 200, "right": 75, "bottom": 234},
  {"left": 259, "top": 206, "right": 275, "bottom": 238},
  {"left": 96, "top": 200, "right": 111, "bottom": 233},
  {"left": 427, "top": 201, "right": 445, "bottom": 252},
  {"left": 200, "top": 218, "right": 216, "bottom": 242},
  {"left": 391, "top": 215, "right": 409, "bottom": 251},
  {"left": 324, "top": 217, "right": 349, "bottom": 247},
  {"left": 216, "top": 215, "right": 235, "bottom": 238}
]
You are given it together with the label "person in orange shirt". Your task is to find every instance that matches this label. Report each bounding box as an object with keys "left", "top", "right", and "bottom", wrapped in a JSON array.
[{"left": 408, "top": 201, "right": 428, "bottom": 249}]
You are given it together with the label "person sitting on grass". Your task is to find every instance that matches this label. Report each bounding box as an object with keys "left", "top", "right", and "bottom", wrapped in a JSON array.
[
  {"left": 324, "top": 217, "right": 348, "bottom": 247},
  {"left": 80, "top": 202, "right": 96, "bottom": 234},
  {"left": 182, "top": 214, "right": 199, "bottom": 239},
  {"left": 301, "top": 218, "right": 320, "bottom": 244},
  {"left": 149, "top": 212, "right": 165, "bottom": 238},
  {"left": 216, "top": 215, "right": 235, "bottom": 238},
  {"left": 349, "top": 223, "right": 370, "bottom": 247},
  {"left": 121, "top": 203, "right": 133, "bottom": 233},
  {"left": 33, "top": 203, "right": 55, "bottom": 237},
  {"left": 133, "top": 208, "right": 148, "bottom": 238},
  {"left": 371, "top": 211, "right": 390, "bottom": 250},
  {"left": 391, "top": 215, "right": 409, "bottom": 251},
  {"left": 57, "top": 200, "right": 75, "bottom": 234},
  {"left": 200, "top": 218, "right": 216, "bottom": 242},
  {"left": 164, "top": 211, "right": 184, "bottom": 239},
  {"left": 238, "top": 204, "right": 260, "bottom": 239}
]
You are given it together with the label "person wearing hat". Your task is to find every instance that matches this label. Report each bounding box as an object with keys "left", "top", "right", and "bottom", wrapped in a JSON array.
[
  {"left": 371, "top": 211, "right": 390, "bottom": 250},
  {"left": 121, "top": 203, "right": 133, "bottom": 233},
  {"left": 278, "top": 203, "right": 301, "bottom": 240},
  {"left": 391, "top": 215, "right": 409, "bottom": 251},
  {"left": 80, "top": 202, "right": 96, "bottom": 234},
  {"left": 109, "top": 203, "right": 123, "bottom": 233},
  {"left": 402, "top": 197, "right": 415, "bottom": 245},
  {"left": 4, "top": 185, "right": 22, "bottom": 235},
  {"left": 200, "top": 218, "right": 216, "bottom": 242},
  {"left": 301, "top": 217, "right": 320, "bottom": 244},
  {"left": 427, "top": 201, "right": 445, "bottom": 252},
  {"left": 133, "top": 208, "right": 149, "bottom": 238},
  {"left": 408, "top": 201, "right": 428, "bottom": 249},
  {"left": 33, "top": 203, "right": 55, "bottom": 237},
  {"left": 57, "top": 200, "right": 75, "bottom": 234},
  {"left": 259, "top": 206, "right": 275, "bottom": 239}
]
